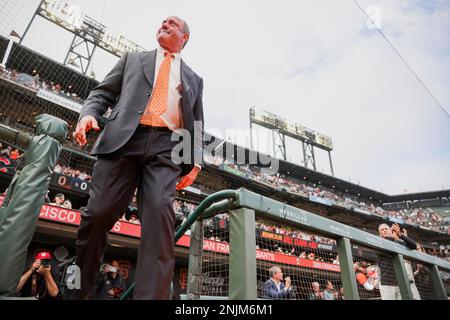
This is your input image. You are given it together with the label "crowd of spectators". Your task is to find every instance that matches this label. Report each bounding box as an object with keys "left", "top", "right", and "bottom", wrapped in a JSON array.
[
  {"left": 204, "top": 154, "right": 447, "bottom": 233},
  {"left": 0, "top": 65, "right": 83, "bottom": 104},
  {"left": 53, "top": 164, "right": 92, "bottom": 182},
  {"left": 427, "top": 245, "right": 449, "bottom": 261},
  {"left": 173, "top": 199, "right": 197, "bottom": 223},
  {"left": 256, "top": 219, "right": 336, "bottom": 245},
  {"left": 47, "top": 192, "right": 72, "bottom": 209},
  {"left": 305, "top": 281, "right": 344, "bottom": 300},
  {"left": 255, "top": 218, "right": 338, "bottom": 264},
  {"left": 118, "top": 199, "right": 199, "bottom": 226},
  {"left": 0, "top": 142, "right": 24, "bottom": 175},
  {"left": 0, "top": 143, "right": 23, "bottom": 161}
]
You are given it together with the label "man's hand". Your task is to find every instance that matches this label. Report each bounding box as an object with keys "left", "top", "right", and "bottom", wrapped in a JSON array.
[
  {"left": 30, "top": 259, "right": 41, "bottom": 272},
  {"left": 284, "top": 276, "right": 291, "bottom": 289},
  {"left": 391, "top": 223, "right": 401, "bottom": 238},
  {"left": 176, "top": 165, "right": 201, "bottom": 190},
  {"left": 72, "top": 115, "right": 100, "bottom": 147},
  {"left": 37, "top": 264, "right": 51, "bottom": 277}
]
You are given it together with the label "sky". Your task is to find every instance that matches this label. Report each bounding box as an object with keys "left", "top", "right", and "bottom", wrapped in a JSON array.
[{"left": 0, "top": 0, "right": 449, "bottom": 195}]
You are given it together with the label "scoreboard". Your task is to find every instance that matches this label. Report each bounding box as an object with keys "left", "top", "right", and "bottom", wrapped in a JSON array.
[{"left": 50, "top": 173, "right": 90, "bottom": 194}]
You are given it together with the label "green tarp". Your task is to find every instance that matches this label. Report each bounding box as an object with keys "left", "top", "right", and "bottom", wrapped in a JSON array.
[{"left": 0, "top": 114, "right": 67, "bottom": 296}]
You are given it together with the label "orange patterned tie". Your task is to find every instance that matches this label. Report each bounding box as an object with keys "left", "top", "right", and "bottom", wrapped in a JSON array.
[{"left": 140, "top": 51, "right": 174, "bottom": 126}]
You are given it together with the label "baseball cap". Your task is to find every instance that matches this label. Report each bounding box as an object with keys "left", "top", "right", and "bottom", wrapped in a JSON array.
[{"left": 36, "top": 251, "right": 52, "bottom": 260}]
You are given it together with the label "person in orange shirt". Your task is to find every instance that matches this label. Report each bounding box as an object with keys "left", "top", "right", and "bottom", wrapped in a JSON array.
[
  {"left": 10, "top": 149, "right": 21, "bottom": 160},
  {"left": 73, "top": 16, "right": 204, "bottom": 300}
]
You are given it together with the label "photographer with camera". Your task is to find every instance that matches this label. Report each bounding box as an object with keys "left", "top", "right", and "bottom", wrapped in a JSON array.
[
  {"left": 15, "top": 250, "right": 61, "bottom": 300},
  {"left": 95, "top": 260, "right": 127, "bottom": 300}
]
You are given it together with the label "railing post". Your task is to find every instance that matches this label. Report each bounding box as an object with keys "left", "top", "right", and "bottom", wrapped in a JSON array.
[
  {"left": 187, "top": 220, "right": 203, "bottom": 300},
  {"left": 229, "top": 208, "right": 257, "bottom": 300},
  {"left": 429, "top": 265, "right": 447, "bottom": 300},
  {"left": 393, "top": 254, "right": 414, "bottom": 300},
  {"left": 337, "top": 237, "right": 360, "bottom": 300}
]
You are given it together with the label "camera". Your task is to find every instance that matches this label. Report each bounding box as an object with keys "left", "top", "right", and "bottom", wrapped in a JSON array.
[{"left": 41, "top": 259, "right": 50, "bottom": 268}]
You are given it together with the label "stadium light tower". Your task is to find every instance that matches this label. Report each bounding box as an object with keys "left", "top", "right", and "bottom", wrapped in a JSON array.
[
  {"left": 19, "top": 0, "right": 146, "bottom": 75},
  {"left": 249, "top": 106, "right": 335, "bottom": 176}
]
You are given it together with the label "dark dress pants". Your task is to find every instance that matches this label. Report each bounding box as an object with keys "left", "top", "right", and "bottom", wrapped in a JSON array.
[{"left": 76, "top": 127, "right": 182, "bottom": 300}]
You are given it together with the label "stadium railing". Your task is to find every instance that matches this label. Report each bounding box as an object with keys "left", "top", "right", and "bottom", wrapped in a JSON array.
[{"left": 123, "top": 188, "right": 450, "bottom": 300}]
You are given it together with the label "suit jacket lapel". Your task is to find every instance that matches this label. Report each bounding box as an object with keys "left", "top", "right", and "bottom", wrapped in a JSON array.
[{"left": 139, "top": 50, "right": 157, "bottom": 87}]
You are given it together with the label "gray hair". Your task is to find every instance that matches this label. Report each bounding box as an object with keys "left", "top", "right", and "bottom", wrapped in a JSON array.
[
  {"left": 269, "top": 266, "right": 281, "bottom": 277},
  {"left": 378, "top": 223, "right": 390, "bottom": 233}
]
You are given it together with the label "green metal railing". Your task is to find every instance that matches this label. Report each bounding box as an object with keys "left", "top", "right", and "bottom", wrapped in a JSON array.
[
  {"left": 122, "top": 188, "right": 450, "bottom": 300},
  {"left": 229, "top": 189, "right": 449, "bottom": 300},
  {"left": 120, "top": 189, "right": 239, "bottom": 300}
]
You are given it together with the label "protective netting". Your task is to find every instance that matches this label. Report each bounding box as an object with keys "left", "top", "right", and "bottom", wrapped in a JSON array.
[
  {"left": 198, "top": 214, "right": 230, "bottom": 297},
  {"left": 350, "top": 244, "right": 385, "bottom": 300},
  {"left": 189, "top": 212, "right": 346, "bottom": 300},
  {"left": 0, "top": 0, "right": 104, "bottom": 177},
  {"left": 405, "top": 258, "right": 437, "bottom": 300}
]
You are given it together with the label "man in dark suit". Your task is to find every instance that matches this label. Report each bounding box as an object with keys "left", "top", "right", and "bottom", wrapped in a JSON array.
[
  {"left": 263, "top": 266, "right": 293, "bottom": 299},
  {"left": 73, "top": 16, "right": 204, "bottom": 300}
]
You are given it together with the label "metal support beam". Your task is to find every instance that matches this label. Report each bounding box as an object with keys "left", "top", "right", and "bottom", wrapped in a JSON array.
[
  {"left": 1, "top": 38, "right": 14, "bottom": 68},
  {"left": 229, "top": 208, "right": 257, "bottom": 300},
  {"left": 271, "top": 130, "right": 276, "bottom": 159},
  {"left": 393, "top": 254, "right": 414, "bottom": 300},
  {"left": 271, "top": 130, "right": 286, "bottom": 161},
  {"left": 19, "top": 1, "right": 43, "bottom": 45},
  {"left": 429, "top": 264, "right": 447, "bottom": 300},
  {"left": 64, "top": 34, "right": 97, "bottom": 74},
  {"left": 310, "top": 144, "right": 316, "bottom": 170},
  {"left": 249, "top": 108, "right": 254, "bottom": 151},
  {"left": 302, "top": 141, "right": 316, "bottom": 170},
  {"left": 337, "top": 237, "right": 360, "bottom": 300},
  {"left": 276, "top": 131, "right": 287, "bottom": 161},
  {"left": 187, "top": 220, "right": 203, "bottom": 300},
  {"left": 328, "top": 151, "right": 335, "bottom": 176}
]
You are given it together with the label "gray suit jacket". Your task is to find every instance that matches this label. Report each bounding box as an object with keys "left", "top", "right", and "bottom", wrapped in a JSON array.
[{"left": 78, "top": 50, "right": 204, "bottom": 176}]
